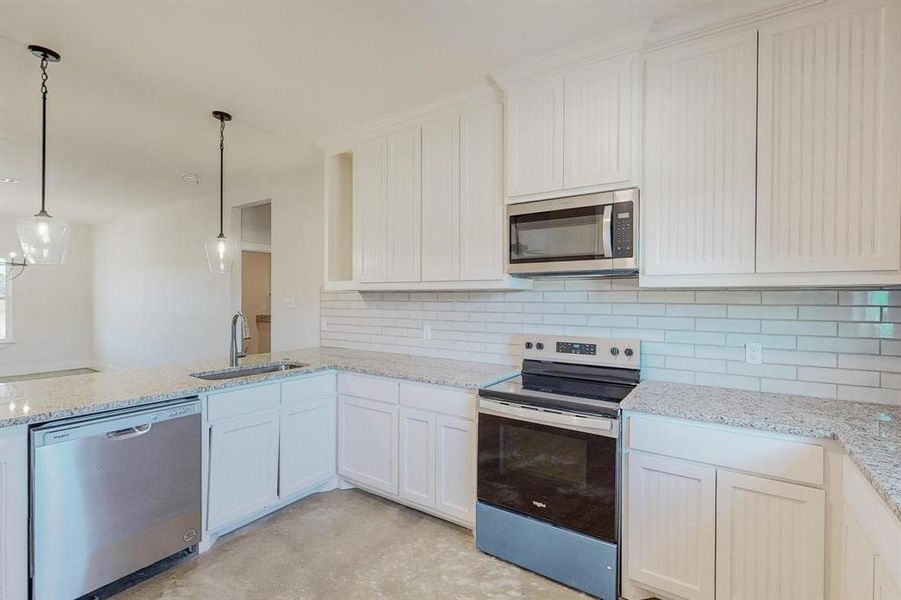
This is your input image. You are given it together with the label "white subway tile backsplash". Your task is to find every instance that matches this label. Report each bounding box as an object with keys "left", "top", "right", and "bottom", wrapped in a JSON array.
[
  {"left": 797, "top": 367, "right": 880, "bottom": 387},
  {"left": 761, "top": 320, "right": 837, "bottom": 336},
  {"left": 321, "top": 286, "right": 899, "bottom": 404},
  {"left": 798, "top": 306, "right": 882, "bottom": 322},
  {"left": 762, "top": 290, "right": 838, "bottom": 305},
  {"left": 761, "top": 379, "right": 837, "bottom": 399},
  {"left": 797, "top": 336, "right": 880, "bottom": 354}
]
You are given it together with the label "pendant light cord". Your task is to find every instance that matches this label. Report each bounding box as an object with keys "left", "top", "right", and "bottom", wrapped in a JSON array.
[
  {"left": 218, "top": 117, "right": 225, "bottom": 238},
  {"left": 38, "top": 54, "right": 49, "bottom": 217}
]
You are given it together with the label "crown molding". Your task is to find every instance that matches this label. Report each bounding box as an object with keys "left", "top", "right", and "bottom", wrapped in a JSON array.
[
  {"left": 489, "top": 21, "right": 651, "bottom": 90},
  {"left": 642, "top": 0, "right": 825, "bottom": 52},
  {"left": 316, "top": 82, "right": 501, "bottom": 156}
]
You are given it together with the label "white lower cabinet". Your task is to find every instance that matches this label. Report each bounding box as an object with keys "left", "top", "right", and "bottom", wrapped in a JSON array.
[
  {"left": 874, "top": 555, "right": 901, "bottom": 600},
  {"left": 715, "top": 471, "right": 825, "bottom": 600},
  {"left": 624, "top": 415, "right": 829, "bottom": 600},
  {"left": 626, "top": 452, "right": 716, "bottom": 600},
  {"left": 0, "top": 426, "right": 28, "bottom": 600},
  {"left": 842, "top": 505, "right": 877, "bottom": 600},
  {"left": 280, "top": 396, "right": 336, "bottom": 498},
  {"left": 399, "top": 406, "right": 436, "bottom": 506},
  {"left": 434, "top": 415, "right": 476, "bottom": 525},
  {"left": 338, "top": 395, "right": 399, "bottom": 495},
  {"left": 206, "top": 375, "right": 338, "bottom": 538},
  {"left": 207, "top": 409, "right": 280, "bottom": 532}
]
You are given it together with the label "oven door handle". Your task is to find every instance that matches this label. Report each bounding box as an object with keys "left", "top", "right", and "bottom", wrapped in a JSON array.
[{"left": 479, "top": 399, "right": 617, "bottom": 438}]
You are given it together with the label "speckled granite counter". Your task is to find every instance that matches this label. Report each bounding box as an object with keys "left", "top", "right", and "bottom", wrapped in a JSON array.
[
  {"left": 622, "top": 380, "right": 901, "bottom": 522},
  {"left": 0, "top": 347, "right": 518, "bottom": 428}
]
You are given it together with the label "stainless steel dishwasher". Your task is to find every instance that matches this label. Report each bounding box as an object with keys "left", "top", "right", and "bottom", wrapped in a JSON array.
[{"left": 31, "top": 398, "right": 201, "bottom": 600}]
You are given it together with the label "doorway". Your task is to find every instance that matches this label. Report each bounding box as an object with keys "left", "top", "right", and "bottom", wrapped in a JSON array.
[{"left": 239, "top": 203, "right": 271, "bottom": 354}]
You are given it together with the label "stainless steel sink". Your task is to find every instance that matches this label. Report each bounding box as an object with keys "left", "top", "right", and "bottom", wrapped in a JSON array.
[{"left": 190, "top": 361, "right": 307, "bottom": 381}]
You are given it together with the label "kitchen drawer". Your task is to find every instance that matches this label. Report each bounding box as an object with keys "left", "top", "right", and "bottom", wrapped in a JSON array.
[
  {"left": 399, "top": 382, "right": 475, "bottom": 420},
  {"left": 337, "top": 373, "right": 399, "bottom": 404},
  {"left": 207, "top": 383, "right": 281, "bottom": 422},
  {"left": 627, "top": 415, "right": 824, "bottom": 486},
  {"left": 282, "top": 373, "right": 336, "bottom": 405}
]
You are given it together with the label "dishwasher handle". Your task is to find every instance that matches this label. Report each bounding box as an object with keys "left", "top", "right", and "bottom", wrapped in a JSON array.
[{"left": 106, "top": 423, "right": 153, "bottom": 440}]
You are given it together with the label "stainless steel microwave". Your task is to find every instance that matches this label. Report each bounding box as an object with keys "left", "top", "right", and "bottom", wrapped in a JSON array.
[{"left": 507, "top": 188, "right": 638, "bottom": 276}]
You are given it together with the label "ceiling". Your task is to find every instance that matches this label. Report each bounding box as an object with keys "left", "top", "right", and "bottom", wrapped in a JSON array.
[{"left": 0, "top": 0, "right": 713, "bottom": 223}]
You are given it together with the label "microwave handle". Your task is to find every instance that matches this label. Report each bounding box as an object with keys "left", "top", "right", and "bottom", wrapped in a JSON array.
[{"left": 601, "top": 205, "right": 613, "bottom": 258}]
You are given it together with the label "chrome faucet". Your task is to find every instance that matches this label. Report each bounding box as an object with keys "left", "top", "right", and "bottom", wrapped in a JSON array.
[{"left": 230, "top": 311, "right": 251, "bottom": 367}]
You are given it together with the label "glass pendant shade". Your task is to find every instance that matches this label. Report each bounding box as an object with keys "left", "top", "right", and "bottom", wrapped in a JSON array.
[
  {"left": 205, "top": 235, "right": 238, "bottom": 273},
  {"left": 16, "top": 213, "right": 70, "bottom": 264}
]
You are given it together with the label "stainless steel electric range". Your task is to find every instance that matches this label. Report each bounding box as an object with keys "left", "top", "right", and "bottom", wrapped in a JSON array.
[{"left": 475, "top": 334, "right": 640, "bottom": 600}]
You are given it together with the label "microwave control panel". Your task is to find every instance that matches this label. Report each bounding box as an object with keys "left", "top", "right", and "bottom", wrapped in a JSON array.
[{"left": 613, "top": 201, "right": 634, "bottom": 258}]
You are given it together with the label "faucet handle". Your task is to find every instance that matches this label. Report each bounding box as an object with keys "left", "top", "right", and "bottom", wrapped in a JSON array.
[{"left": 242, "top": 318, "right": 251, "bottom": 340}]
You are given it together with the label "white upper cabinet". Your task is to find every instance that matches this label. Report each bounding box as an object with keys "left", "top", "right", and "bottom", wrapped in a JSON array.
[
  {"left": 756, "top": 0, "right": 901, "bottom": 274},
  {"left": 460, "top": 100, "right": 504, "bottom": 280},
  {"left": 643, "top": 29, "right": 758, "bottom": 276},
  {"left": 504, "top": 52, "right": 638, "bottom": 202},
  {"left": 352, "top": 138, "right": 388, "bottom": 282},
  {"left": 421, "top": 116, "right": 461, "bottom": 281},
  {"left": 563, "top": 54, "right": 634, "bottom": 190},
  {"left": 386, "top": 127, "right": 422, "bottom": 282},
  {"left": 505, "top": 75, "right": 565, "bottom": 198}
]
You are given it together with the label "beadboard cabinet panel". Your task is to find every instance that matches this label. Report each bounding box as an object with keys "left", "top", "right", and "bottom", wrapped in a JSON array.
[
  {"left": 460, "top": 101, "right": 504, "bottom": 281},
  {"left": 421, "top": 117, "right": 461, "bottom": 281},
  {"left": 563, "top": 54, "right": 633, "bottom": 190},
  {"left": 643, "top": 29, "right": 758, "bottom": 276},
  {"left": 757, "top": 1, "right": 901, "bottom": 273},
  {"left": 352, "top": 138, "right": 388, "bottom": 282},
  {"left": 505, "top": 76, "right": 564, "bottom": 198},
  {"left": 386, "top": 127, "right": 422, "bottom": 282},
  {"left": 715, "top": 470, "right": 825, "bottom": 600},
  {"left": 626, "top": 452, "right": 716, "bottom": 600}
]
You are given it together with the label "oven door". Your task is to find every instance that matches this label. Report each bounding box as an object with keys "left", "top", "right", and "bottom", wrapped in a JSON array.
[{"left": 477, "top": 399, "right": 618, "bottom": 543}]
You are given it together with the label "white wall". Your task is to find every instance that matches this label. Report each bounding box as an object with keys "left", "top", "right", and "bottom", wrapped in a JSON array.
[
  {"left": 91, "top": 162, "right": 323, "bottom": 370},
  {"left": 0, "top": 215, "right": 94, "bottom": 376},
  {"left": 92, "top": 199, "right": 232, "bottom": 370}
]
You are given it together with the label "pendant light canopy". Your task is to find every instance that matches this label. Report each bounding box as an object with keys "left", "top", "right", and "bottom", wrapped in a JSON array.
[
  {"left": 205, "top": 110, "right": 238, "bottom": 273},
  {"left": 17, "top": 45, "right": 70, "bottom": 265}
]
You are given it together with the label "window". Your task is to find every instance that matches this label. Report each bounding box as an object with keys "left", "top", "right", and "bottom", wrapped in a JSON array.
[{"left": 0, "top": 262, "right": 9, "bottom": 341}]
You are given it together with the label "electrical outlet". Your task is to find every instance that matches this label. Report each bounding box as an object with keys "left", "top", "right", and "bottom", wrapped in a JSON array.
[
  {"left": 745, "top": 343, "right": 763, "bottom": 365},
  {"left": 422, "top": 324, "right": 432, "bottom": 340},
  {"left": 321, "top": 317, "right": 328, "bottom": 332}
]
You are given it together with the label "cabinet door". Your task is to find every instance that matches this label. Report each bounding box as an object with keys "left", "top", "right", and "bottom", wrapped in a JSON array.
[
  {"left": 626, "top": 452, "right": 716, "bottom": 600},
  {"left": 353, "top": 138, "right": 388, "bottom": 282},
  {"left": 757, "top": 1, "right": 901, "bottom": 273},
  {"left": 563, "top": 54, "right": 633, "bottom": 190},
  {"left": 460, "top": 100, "right": 504, "bottom": 280},
  {"left": 506, "top": 75, "right": 564, "bottom": 198},
  {"left": 386, "top": 127, "right": 422, "bottom": 282},
  {"left": 643, "top": 29, "right": 758, "bottom": 276},
  {"left": 398, "top": 406, "right": 436, "bottom": 507},
  {"left": 337, "top": 395, "right": 399, "bottom": 495},
  {"left": 279, "top": 396, "right": 336, "bottom": 498},
  {"left": 0, "top": 427, "right": 28, "bottom": 600},
  {"left": 435, "top": 415, "right": 475, "bottom": 525},
  {"left": 716, "top": 470, "right": 825, "bottom": 600},
  {"left": 874, "top": 554, "right": 901, "bottom": 600},
  {"left": 207, "top": 411, "right": 280, "bottom": 532},
  {"left": 421, "top": 116, "right": 460, "bottom": 281},
  {"left": 842, "top": 504, "right": 876, "bottom": 600}
]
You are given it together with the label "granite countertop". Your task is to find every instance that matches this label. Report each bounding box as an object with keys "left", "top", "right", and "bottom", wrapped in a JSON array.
[
  {"left": 0, "top": 347, "right": 518, "bottom": 428},
  {"left": 622, "top": 380, "right": 901, "bottom": 523}
]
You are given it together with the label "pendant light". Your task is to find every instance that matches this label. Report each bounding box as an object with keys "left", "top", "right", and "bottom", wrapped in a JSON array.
[
  {"left": 16, "top": 45, "right": 70, "bottom": 265},
  {"left": 205, "top": 110, "right": 238, "bottom": 273}
]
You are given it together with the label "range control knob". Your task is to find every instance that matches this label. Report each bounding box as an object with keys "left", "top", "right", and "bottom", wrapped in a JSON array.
[
  {"left": 610, "top": 347, "right": 620, "bottom": 356},
  {"left": 624, "top": 348, "right": 634, "bottom": 357},
  {"left": 536, "top": 342, "right": 545, "bottom": 350},
  {"left": 524, "top": 342, "right": 533, "bottom": 350}
]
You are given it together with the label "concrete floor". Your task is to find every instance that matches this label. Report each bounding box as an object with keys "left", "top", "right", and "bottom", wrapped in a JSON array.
[{"left": 115, "top": 489, "right": 588, "bottom": 600}]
